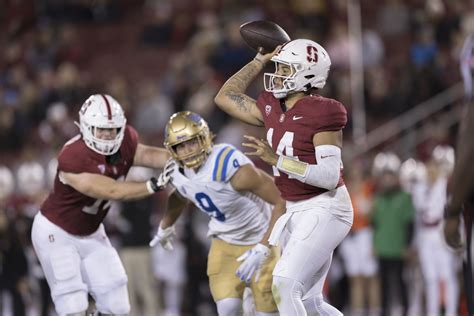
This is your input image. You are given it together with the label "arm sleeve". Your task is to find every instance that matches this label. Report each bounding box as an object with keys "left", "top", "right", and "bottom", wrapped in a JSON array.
[
  {"left": 304, "top": 145, "right": 342, "bottom": 189},
  {"left": 277, "top": 145, "right": 341, "bottom": 190}
]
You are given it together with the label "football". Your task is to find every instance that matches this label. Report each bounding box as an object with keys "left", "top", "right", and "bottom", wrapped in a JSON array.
[{"left": 239, "top": 20, "right": 291, "bottom": 54}]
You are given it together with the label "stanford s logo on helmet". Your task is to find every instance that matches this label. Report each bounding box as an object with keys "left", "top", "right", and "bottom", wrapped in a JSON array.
[
  {"left": 77, "top": 94, "right": 127, "bottom": 155},
  {"left": 164, "top": 111, "right": 213, "bottom": 169},
  {"left": 264, "top": 39, "right": 331, "bottom": 99}
]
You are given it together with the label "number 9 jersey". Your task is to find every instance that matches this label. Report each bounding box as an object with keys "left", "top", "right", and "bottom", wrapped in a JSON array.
[{"left": 169, "top": 143, "right": 272, "bottom": 245}]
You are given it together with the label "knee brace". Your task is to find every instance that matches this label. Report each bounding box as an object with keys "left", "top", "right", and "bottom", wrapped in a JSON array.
[
  {"left": 49, "top": 246, "right": 87, "bottom": 298},
  {"left": 94, "top": 284, "right": 130, "bottom": 315},
  {"left": 53, "top": 290, "right": 88, "bottom": 315}
]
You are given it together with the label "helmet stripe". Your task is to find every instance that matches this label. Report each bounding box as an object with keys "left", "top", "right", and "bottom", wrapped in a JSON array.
[{"left": 100, "top": 94, "right": 112, "bottom": 120}]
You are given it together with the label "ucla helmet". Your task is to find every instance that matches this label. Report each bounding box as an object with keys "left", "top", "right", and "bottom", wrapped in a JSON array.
[{"left": 164, "top": 111, "right": 213, "bottom": 169}]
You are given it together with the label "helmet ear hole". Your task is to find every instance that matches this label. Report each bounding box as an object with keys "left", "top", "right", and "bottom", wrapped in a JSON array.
[{"left": 294, "top": 64, "right": 304, "bottom": 71}]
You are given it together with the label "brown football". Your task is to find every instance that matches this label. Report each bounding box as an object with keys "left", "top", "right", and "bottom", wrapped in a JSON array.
[{"left": 239, "top": 20, "right": 291, "bottom": 54}]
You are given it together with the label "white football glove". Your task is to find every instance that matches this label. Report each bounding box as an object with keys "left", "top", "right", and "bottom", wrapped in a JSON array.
[
  {"left": 147, "top": 159, "right": 176, "bottom": 193},
  {"left": 236, "top": 243, "right": 270, "bottom": 283},
  {"left": 157, "top": 159, "right": 176, "bottom": 188},
  {"left": 149, "top": 223, "right": 176, "bottom": 250}
]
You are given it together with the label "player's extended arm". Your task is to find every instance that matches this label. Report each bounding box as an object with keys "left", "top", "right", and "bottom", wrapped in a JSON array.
[
  {"left": 277, "top": 130, "right": 342, "bottom": 190},
  {"left": 59, "top": 166, "right": 171, "bottom": 201},
  {"left": 446, "top": 103, "right": 474, "bottom": 214},
  {"left": 443, "top": 65, "right": 474, "bottom": 250},
  {"left": 231, "top": 164, "right": 286, "bottom": 282},
  {"left": 214, "top": 48, "right": 279, "bottom": 126},
  {"left": 244, "top": 130, "right": 343, "bottom": 190},
  {"left": 149, "top": 190, "right": 189, "bottom": 249},
  {"left": 160, "top": 190, "right": 189, "bottom": 229},
  {"left": 133, "top": 143, "right": 170, "bottom": 169},
  {"left": 231, "top": 164, "right": 286, "bottom": 246}
]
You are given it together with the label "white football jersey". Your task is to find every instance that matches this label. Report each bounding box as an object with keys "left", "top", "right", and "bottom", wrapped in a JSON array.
[
  {"left": 170, "top": 143, "right": 272, "bottom": 245},
  {"left": 412, "top": 177, "right": 447, "bottom": 226}
]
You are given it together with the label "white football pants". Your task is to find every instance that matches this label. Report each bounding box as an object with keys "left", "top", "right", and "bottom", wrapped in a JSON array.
[{"left": 272, "top": 186, "right": 353, "bottom": 315}]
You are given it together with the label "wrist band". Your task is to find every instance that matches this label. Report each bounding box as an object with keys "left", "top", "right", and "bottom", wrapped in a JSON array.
[
  {"left": 277, "top": 155, "right": 308, "bottom": 177},
  {"left": 147, "top": 177, "right": 160, "bottom": 193}
]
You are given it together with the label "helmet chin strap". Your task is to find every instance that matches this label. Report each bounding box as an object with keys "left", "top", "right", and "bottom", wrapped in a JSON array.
[{"left": 304, "top": 83, "right": 312, "bottom": 91}]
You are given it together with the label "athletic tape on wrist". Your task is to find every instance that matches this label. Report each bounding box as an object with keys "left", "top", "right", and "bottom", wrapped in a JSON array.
[{"left": 277, "top": 155, "right": 308, "bottom": 177}]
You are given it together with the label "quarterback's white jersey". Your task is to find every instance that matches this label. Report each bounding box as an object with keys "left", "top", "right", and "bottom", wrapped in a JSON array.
[{"left": 170, "top": 143, "right": 272, "bottom": 245}]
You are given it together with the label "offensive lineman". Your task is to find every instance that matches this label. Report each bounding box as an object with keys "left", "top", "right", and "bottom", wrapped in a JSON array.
[
  {"left": 149, "top": 111, "right": 286, "bottom": 316},
  {"left": 214, "top": 39, "right": 353, "bottom": 315},
  {"left": 31, "top": 94, "right": 171, "bottom": 315}
]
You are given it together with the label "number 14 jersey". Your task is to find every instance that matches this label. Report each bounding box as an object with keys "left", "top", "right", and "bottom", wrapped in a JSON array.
[
  {"left": 169, "top": 143, "right": 272, "bottom": 245},
  {"left": 257, "top": 91, "right": 347, "bottom": 201}
]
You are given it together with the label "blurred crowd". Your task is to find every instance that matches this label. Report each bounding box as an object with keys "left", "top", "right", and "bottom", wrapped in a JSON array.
[
  {"left": 335, "top": 146, "right": 462, "bottom": 316},
  {"left": 0, "top": 0, "right": 473, "bottom": 315}
]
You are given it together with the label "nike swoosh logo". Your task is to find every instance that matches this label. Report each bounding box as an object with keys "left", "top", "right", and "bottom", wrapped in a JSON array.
[
  {"left": 321, "top": 155, "right": 335, "bottom": 159},
  {"left": 293, "top": 116, "right": 303, "bottom": 120}
]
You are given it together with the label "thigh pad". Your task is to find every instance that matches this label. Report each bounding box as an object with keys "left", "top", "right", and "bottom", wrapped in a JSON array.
[
  {"left": 49, "top": 245, "right": 86, "bottom": 297},
  {"left": 207, "top": 239, "right": 247, "bottom": 301},
  {"left": 82, "top": 247, "right": 127, "bottom": 294},
  {"left": 289, "top": 210, "right": 320, "bottom": 241}
]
